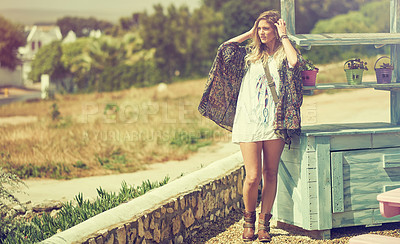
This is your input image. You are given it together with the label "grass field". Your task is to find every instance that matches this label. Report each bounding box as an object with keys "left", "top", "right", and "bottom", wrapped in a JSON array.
[
  {"left": 0, "top": 79, "right": 230, "bottom": 179},
  {"left": 0, "top": 55, "right": 386, "bottom": 179}
]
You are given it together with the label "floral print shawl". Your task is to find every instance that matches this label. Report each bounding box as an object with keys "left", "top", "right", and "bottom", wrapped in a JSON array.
[{"left": 198, "top": 42, "right": 304, "bottom": 146}]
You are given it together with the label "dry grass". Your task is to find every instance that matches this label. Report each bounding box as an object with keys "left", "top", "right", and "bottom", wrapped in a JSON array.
[{"left": 0, "top": 79, "right": 230, "bottom": 179}]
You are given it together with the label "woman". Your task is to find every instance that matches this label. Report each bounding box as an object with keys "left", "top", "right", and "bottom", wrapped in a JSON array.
[{"left": 198, "top": 10, "right": 303, "bottom": 242}]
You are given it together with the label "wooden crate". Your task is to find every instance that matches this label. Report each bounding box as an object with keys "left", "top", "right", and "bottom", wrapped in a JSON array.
[{"left": 273, "top": 123, "right": 400, "bottom": 239}]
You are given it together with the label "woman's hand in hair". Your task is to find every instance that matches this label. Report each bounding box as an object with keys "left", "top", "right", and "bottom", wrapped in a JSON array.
[
  {"left": 224, "top": 21, "right": 256, "bottom": 44},
  {"left": 274, "top": 18, "right": 287, "bottom": 37}
]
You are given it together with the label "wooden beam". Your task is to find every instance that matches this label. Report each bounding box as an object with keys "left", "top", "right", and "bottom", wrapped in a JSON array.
[
  {"left": 390, "top": 0, "right": 400, "bottom": 125},
  {"left": 315, "top": 136, "right": 332, "bottom": 230},
  {"left": 280, "top": 0, "right": 295, "bottom": 35}
]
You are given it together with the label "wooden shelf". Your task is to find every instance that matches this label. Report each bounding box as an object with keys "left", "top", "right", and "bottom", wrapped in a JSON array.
[
  {"left": 304, "top": 82, "right": 400, "bottom": 91},
  {"left": 290, "top": 33, "right": 400, "bottom": 49}
]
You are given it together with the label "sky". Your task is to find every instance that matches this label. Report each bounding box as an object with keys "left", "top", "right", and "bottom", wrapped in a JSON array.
[{"left": 0, "top": 0, "right": 202, "bottom": 23}]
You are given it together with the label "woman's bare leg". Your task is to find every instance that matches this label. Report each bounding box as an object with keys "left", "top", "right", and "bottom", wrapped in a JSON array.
[
  {"left": 260, "top": 139, "right": 285, "bottom": 214},
  {"left": 240, "top": 142, "right": 263, "bottom": 212}
]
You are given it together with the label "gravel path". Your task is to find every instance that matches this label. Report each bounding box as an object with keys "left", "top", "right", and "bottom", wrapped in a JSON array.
[{"left": 189, "top": 206, "right": 400, "bottom": 243}]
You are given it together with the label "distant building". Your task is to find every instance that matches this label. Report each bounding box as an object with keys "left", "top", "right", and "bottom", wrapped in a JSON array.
[
  {"left": 18, "top": 24, "right": 63, "bottom": 85},
  {"left": 62, "top": 30, "right": 77, "bottom": 44}
]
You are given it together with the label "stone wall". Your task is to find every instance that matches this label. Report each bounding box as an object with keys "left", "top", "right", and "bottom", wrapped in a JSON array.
[{"left": 42, "top": 152, "right": 244, "bottom": 244}]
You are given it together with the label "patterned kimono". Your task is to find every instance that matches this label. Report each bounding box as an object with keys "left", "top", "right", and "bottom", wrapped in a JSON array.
[{"left": 198, "top": 42, "right": 304, "bottom": 147}]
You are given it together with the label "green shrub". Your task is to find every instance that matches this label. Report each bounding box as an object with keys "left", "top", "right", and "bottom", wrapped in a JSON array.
[
  {"left": 2, "top": 162, "right": 72, "bottom": 180},
  {"left": 1, "top": 176, "right": 170, "bottom": 243}
]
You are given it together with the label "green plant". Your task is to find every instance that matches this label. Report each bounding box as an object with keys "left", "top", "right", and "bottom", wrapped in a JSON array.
[
  {"left": 3, "top": 162, "right": 71, "bottom": 179},
  {"left": 380, "top": 62, "right": 394, "bottom": 69},
  {"left": 73, "top": 161, "right": 89, "bottom": 170},
  {"left": 0, "top": 167, "right": 26, "bottom": 212},
  {"left": 50, "top": 103, "right": 61, "bottom": 121},
  {"left": 346, "top": 58, "right": 368, "bottom": 70},
  {"left": 1, "top": 177, "right": 170, "bottom": 243},
  {"left": 0, "top": 168, "right": 27, "bottom": 242},
  {"left": 301, "top": 58, "right": 318, "bottom": 71}
]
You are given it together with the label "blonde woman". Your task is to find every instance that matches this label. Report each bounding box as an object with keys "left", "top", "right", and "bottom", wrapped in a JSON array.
[{"left": 199, "top": 10, "right": 303, "bottom": 242}]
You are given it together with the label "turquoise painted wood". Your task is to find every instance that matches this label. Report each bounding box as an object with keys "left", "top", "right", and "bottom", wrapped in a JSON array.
[
  {"left": 275, "top": 0, "right": 400, "bottom": 239},
  {"left": 315, "top": 137, "right": 332, "bottom": 230},
  {"left": 303, "top": 82, "right": 400, "bottom": 91},
  {"left": 331, "top": 152, "right": 344, "bottom": 213},
  {"left": 274, "top": 124, "right": 400, "bottom": 237},
  {"left": 290, "top": 33, "right": 400, "bottom": 49},
  {"left": 280, "top": 0, "right": 295, "bottom": 35},
  {"left": 391, "top": 0, "right": 400, "bottom": 125}
]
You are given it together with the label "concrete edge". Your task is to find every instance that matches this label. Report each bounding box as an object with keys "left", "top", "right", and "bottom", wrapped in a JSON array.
[{"left": 41, "top": 151, "right": 243, "bottom": 243}]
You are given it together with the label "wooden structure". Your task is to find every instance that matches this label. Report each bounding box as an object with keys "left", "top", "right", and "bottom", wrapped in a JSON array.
[{"left": 273, "top": 0, "right": 400, "bottom": 239}]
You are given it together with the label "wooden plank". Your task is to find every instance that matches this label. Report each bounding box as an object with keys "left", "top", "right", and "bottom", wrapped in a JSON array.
[
  {"left": 373, "top": 208, "right": 400, "bottom": 224},
  {"left": 331, "top": 152, "right": 344, "bottom": 213},
  {"left": 304, "top": 82, "right": 400, "bottom": 91},
  {"left": 330, "top": 134, "right": 372, "bottom": 151},
  {"left": 391, "top": 0, "right": 400, "bottom": 125},
  {"left": 305, "top": 151, "right": 317, "bottom": 168},
  {"left": 281, "top": 147, "right": 301, "bottom": 164},
  {"left": 384, "top": 184, "right": 400, "bottom": 192},
  {"left": 340, "top": 147, "right": 400, "bottom": 211},
  {"left": 305, "top": 136, "right": 316, "bottom": 152},
  {"left": 315, "top": 136, "right": 332, "bottom": 230},
  {"left": 383, "top": 153, "right": 400, "bottom": 168},
  {"left": 290, "top": 33, "right": 400, "bottom": 48},
  {"left": 332, "top": 209, "right": 374, "bottom": 228},
  {"left": 280, "top": 0, "right": 295, "bottom": 35},
  {"left": 278, "top": 161, "right": 302, "bottom": 205},
  {"left": 301, "top": 123, "right": 400, "bottom": 137},
  {"left": 372, "top": 132, "right": 400, "bottom": 148}
]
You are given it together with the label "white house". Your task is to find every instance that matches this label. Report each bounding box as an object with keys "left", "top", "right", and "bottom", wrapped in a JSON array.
[{"left": 18, "top": 25, "right": 63, "bottom": 85}]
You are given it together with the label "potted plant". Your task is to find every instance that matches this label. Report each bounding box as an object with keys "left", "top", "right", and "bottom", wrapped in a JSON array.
[
  {"left": 301, "top": 59, "right": 319, "bottom": 86},
  {"left": 374, "top": 56, "right": 393, "bottom": 84},
  {"left": 344, "top": 58, "right": 368, "bottom": 85}
]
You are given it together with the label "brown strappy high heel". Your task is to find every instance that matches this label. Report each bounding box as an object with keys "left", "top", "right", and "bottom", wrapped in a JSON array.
[
  {"left": 242, "top": 210, "right": 256, "bottom": 242},
  {"left": 258, "top": 213, "right": 272, "bottom": 242}
]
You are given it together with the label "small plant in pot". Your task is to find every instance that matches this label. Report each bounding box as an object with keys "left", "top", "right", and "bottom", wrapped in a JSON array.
[
  {"left": 344, "top": 58, "right": 368, "bottom": 85},
  {"left": 301, "top": 59, "right": 319, "bottom": 86},
  {"left": 374, "top": 56, "right": 393, "bottom": 84}
]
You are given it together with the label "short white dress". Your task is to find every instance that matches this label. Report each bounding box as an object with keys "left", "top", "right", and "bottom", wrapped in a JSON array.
[{"left": 232, "top": 56, "right": 281, "bottom": 143}]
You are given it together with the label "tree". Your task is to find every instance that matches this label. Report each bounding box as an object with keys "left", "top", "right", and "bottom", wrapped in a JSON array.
[
  {"left": 220, "top": 0, "right": 279, "bottom": 40},
  {"left": 295, "top": 0, "right": 378, "bottom": 34},
  {"left": 56, "top": 17, "right": 114, "bottom": 38},
  {"left": 0, "top": 16, "right": 26, "bottom": 70},
  {"left": 302, "top": 0, "right": 389, "bottom": 63},
  {"left": 188, "top": 5, "right": 224, "bottom": 75},
  {"left": 140, "top": 4, "right": 189, "bottom": 81},
  {"left": 28, "top": 41, "right": 67, "bottom": 82}
]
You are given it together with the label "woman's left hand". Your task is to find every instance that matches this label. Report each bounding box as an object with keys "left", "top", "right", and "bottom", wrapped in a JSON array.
[{"left": 274, "top": 18, "right": 287, "bottom": 37}]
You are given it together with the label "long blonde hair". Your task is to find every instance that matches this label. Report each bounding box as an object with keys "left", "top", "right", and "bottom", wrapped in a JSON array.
[{"left": 245, "top": 10, "right": 286, "bottom": 68}]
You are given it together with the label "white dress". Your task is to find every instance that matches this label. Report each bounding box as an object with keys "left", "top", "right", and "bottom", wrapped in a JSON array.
[{"left": 232, "top": 56, "right": 281, "bottom": 143}]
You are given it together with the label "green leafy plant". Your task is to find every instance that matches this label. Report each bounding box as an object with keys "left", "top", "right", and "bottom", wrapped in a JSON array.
[
  {"left": 0, "top": 167, "right": 26, "bottom": 213},
  {"left": 301, "top": 58, "right": 318, "bottom": 71},
  {"left": 73, "top": 161, "right": 89, "bottom": 170},
  {"left": 50, "top": 103, "right": 61, "bottom": 121},
  {"left": 379, "top": 62, "right": 394, "bottom": 70},
  {"left": 0, "top": 167, "right": 27, "bottom": 242},
  {"left": 346, "top": 58, "right": 368, "bottom": 70},
  {"left": 1, "top": 176, "right": 170, "bottom": 243}
]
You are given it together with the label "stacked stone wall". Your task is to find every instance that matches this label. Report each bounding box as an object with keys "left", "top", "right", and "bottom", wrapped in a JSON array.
[{"left": 42, "top": 152, "right": 244, "bottom": 244}]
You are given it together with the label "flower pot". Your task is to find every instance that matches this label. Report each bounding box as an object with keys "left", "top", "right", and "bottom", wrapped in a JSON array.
[
  {"left": 374, "top": 56, "right": 393, "bottom": 84},
  {"left": 344, "top": 59, "right": 367, "bottom": 85},
  {"left": 301, "top": 69, "right": 318, "bottom": 86},
  {"left": 345, "top": 69, "right": 364, "bottom": 85}
]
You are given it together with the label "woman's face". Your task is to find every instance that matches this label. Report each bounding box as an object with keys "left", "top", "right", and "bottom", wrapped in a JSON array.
[{"left": 257, "top": 19, "right": 276, "bottom": 44}]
